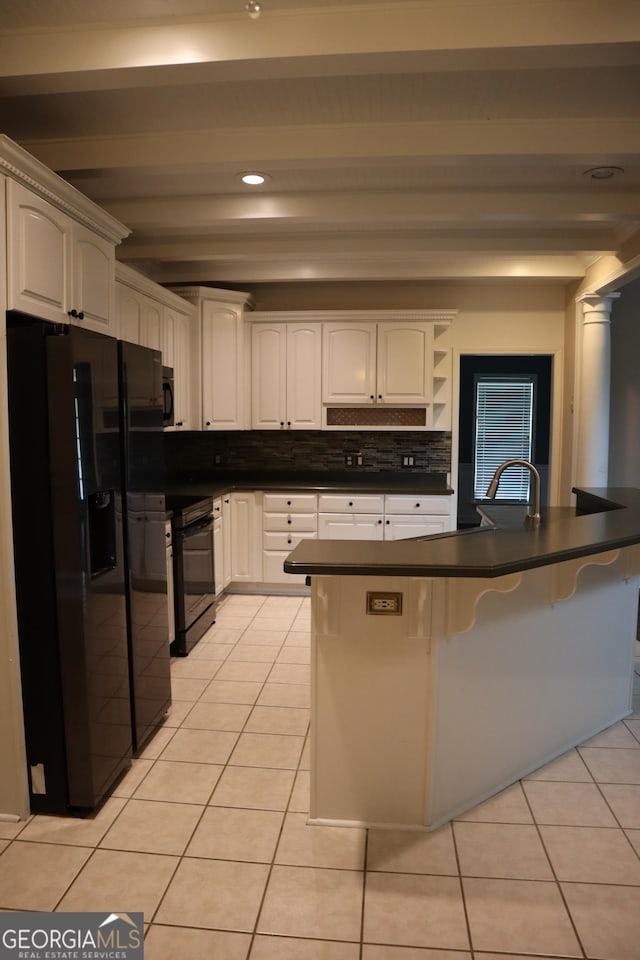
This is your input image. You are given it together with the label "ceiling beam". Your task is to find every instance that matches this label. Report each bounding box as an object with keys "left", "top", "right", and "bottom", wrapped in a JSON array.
[
  {"left": 24, "top": 116, "right": 640, "bottom": 173},
  {"left": 1, "top": 1, "right": 638, "bottom": 83},
  {"left": 102, "top": 188, "right": 640, "bottom": 231},
  {"left": 139, "top": 251, "right": 589, "bottom": 284}
]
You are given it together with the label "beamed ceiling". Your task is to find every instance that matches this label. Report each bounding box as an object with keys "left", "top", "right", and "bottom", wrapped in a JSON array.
[{"left": 1, "top": 0, "right": 639, "bottom": 289}]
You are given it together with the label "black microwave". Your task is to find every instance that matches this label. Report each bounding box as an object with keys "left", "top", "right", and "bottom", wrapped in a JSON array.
[{"left": 162, "top": 366, "right": 175, "bottom": 426}]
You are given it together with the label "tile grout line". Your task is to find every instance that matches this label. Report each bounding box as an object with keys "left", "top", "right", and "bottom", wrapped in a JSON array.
[
  {"left": 358, "top": 828, "right": 369, "bottom": 959},
  {"left": 449, "top": 818, "right": 476, "bottom": 959},
  {"left": 143, "top": 594, "right": 308, "bottom": 946},
  {"left": 520, "top": 773, "right": 588, "bottom": 960}
]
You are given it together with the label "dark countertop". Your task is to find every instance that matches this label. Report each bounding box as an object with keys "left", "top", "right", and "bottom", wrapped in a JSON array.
[
  {"left": 283, "top": 486, "right": 640, "bottom": 579},
  {"left": 166, "top": 471, "right": 453, "bottom": 500}
]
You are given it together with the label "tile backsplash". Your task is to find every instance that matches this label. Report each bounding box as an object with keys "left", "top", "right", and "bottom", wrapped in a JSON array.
[{"left": 164, "top": 430, "right": 451, "bottom": 482}]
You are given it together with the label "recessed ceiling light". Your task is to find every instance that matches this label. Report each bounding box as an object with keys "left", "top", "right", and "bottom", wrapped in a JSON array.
[
  {"left": 245, "top": 0, "right": 262, "bottom": 19},
  {"left": 582, "top": 166, "right": 625, "bottom": 180},
  {"left": 241, "top": 173, "right": 266, "bottom": 185}
]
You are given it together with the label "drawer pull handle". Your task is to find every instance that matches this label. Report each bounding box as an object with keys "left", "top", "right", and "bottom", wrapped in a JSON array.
[
  {"left": 288, "top": 538, "right": 292, "bottom": 544},
  {"left": 287, "top": 500, "right": 292, "bottom": 506},
  {"left": 415, "top": 502, "right": 420, "bottom": 508},
  {"left": 287, "top": 518, "right": 292, "bottom": 524},
  {"left": 348, "top": 501, "right": 353, "bottom": 506}
]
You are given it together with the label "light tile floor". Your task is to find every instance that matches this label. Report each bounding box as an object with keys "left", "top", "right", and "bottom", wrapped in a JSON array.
[{"left": 1, "top": 593, "right": 640, "bottom": 960}]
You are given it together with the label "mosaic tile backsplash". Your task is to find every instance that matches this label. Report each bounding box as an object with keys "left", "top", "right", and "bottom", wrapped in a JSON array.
[{"left": 164, "top": 430, "right": 451, "bottom": 482}]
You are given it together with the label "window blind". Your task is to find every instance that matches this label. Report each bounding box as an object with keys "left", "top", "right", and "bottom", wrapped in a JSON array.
[{"left": 474, "top": 379, "right": 534, "bottom": 500}]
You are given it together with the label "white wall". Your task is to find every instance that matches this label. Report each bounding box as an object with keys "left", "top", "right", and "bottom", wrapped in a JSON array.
[{"left": 609, "top": 276, "right": 640, "bottom": 486}]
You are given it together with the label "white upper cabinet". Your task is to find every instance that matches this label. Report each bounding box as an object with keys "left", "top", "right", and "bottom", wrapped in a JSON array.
[
  {"left": 115, "top": 280, "right": 163, "bottom": 351},
  {"left": 71, "top": 222, "right": 115, "bottom": 334},
  {"left": 252, "top": 324, "right": 286, "bottom": 429},
  {"left": 322, "top": 322, "right": 377, "bottom": 403},
  {"left": 252, "top": 322, "right": 322, "bottom": 429},
  {"left": 322, "top": 320, "right": 432, "bottom": 404},
  {"left": 116, "top": 263, "right": 196, "bottom": 430},
  {"left": 7, "top": 183, "right": 71, "bottom": 323},
  {"left": 6, "top": 176, "right": 124, "bottom": 334},
  {"left": 168, "top": 286, "right": 254, "bottom": 432},
  {"left": 117, "top": 282, "right": 143, "bottom": 344},
  {"left": 377, "top": 322, "right": 433, "bottom": 403},
  {"left": 202, "top": 300, "right": 246, "bottom": 430},
  {"left": 164, "top": 306, "right": 193, "bottom": 429}
]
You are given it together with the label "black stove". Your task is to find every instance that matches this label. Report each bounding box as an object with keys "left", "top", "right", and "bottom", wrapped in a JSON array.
[{"left": 167, "top": 495, "right": 216, "bottom": 655}]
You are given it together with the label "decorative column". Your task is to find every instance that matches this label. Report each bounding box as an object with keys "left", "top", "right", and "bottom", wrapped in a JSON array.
[{"left": 576, "top": 293, "right": 620, "bottom": 487}]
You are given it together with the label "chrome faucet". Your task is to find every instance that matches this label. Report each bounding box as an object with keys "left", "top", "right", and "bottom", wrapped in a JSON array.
[{"left": 485, "top": 458, "right": 542, "bottom": 528}]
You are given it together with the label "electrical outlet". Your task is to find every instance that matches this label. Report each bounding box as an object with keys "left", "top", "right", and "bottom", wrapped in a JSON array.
[
  {"left": 401, "top": 455, "right": 415, "bottom": 468},
  {"left": 344, "top": 451, "right": 363, "bottom": 468},
  {"left": 366, "top": 591, "right": 403, "bottom": 615}
]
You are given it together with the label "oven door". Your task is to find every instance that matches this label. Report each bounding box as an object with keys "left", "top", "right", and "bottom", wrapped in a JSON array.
[{"left": 181, "top": 513, "right": 215, "bottom": 629}]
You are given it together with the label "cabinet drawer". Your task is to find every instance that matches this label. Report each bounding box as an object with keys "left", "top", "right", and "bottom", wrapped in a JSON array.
[
  {"left": 318, "top": 514, "right": 384, "bottom": 540},
  {"left": 385, "top": 516, "right": 451, "bottom": 539},
  {"left": 263, "top": 511, "right": 318, "bottom": 533},
  {"left": 318, "top": 493, "right": 384, "bottom": 513},
  {"left": 264, "top": 531, "right": 317, "bottom": 550},
  {"left": 263, "top": 493, "right": 318, "bottom": 512},
  {"left": 384, "top": 494, "right": 452, "bottom": 515}
]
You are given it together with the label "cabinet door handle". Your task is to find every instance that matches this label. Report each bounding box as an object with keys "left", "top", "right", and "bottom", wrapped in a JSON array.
[
  {"left": 370, "top": 395, "right": 374, "bottom": 400},
  {"left": 287, "top": 421, "right": 291, "bottom": 427},
  {"left": 385, "top": 519, "right": 390, "bottom": 524},
  {"left": 378, "top": 394, "right": 382, "bottom": 399},
  {"left": 206, "top": 421, "right": 211, "bottom": 426},
  {"left": 280, "top": 421, "right": 285, "bottom": 427},
  {"left": 377, "top": 519, "right": 382, "bottom": 524}
]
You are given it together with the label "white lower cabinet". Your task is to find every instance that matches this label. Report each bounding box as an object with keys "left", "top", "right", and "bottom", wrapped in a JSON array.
[
  {"left": 222, "top": 495, "right": 232, "bottom": 590},
  {"left": 214, "top": 489, "right": 453, "bottom": 596},
  {"left": 213, "top": 498, "right": 225, "bottom": 596},
  {"left": 318, "top": 494, "right": 385, "bottom": 541},
  {"left": 384, "top": 516, "right": 449, "bottom": 538},
  {"left": 318, "top": 514, "right": 385, "bottom": 540},
  {"left": 166, "top": 520, "right": 175, "bottom": 646},
  {"left": 230, "top": 491, "right": 262, "bottom": 583},
  {"left": 383, "top": 494, "right": 453, "bottom": 538},
  {"left": 318, "top": 493, "right": 454, "bottom": 541},
  {"left": 263, "top": 493, "right": 318, "bottom": 584}
]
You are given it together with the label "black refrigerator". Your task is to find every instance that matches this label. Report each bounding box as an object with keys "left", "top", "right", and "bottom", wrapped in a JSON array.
[
  {"left": 7, "top": 316, "right": 133, "bottom": 815},
  {"left": 7, "top": 316, "right": 171, "bottom": 815},
  {"left": 117, "top": 340, "right": 171, "bottom": 752}
]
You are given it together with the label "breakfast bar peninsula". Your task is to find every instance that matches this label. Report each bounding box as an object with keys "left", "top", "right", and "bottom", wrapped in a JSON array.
[{"left": 284, "top": 486, "right": 640, "bottom": 830}]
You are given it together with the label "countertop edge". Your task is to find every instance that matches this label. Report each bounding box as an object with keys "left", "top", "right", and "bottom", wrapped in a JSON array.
[{"left": 283, "top": 487, "right": 640, "bottom": 578}]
